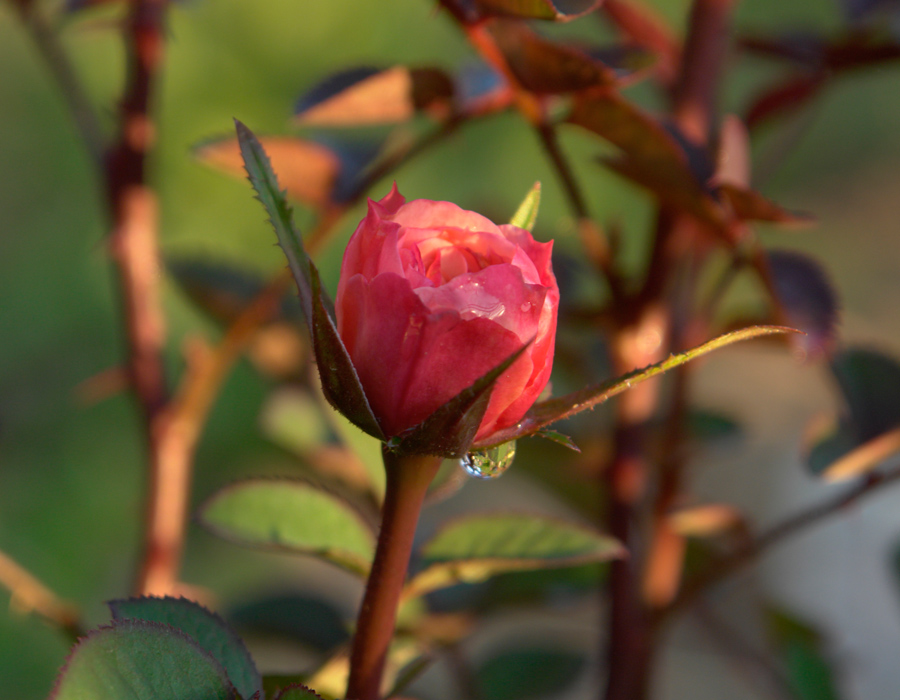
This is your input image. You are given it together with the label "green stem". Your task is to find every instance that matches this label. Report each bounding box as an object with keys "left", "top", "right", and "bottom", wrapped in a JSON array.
[{"left": 346, "top": 449, "right": 442, "bottom": 700}]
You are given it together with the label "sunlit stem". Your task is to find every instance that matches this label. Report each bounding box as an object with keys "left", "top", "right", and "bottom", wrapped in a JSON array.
[{"left": 345, "top": 448, "right": 442, "bottom": 700}]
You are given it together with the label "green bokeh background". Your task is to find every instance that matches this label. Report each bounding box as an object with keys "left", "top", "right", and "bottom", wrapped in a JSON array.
[{"left": 1, "top": 0, "right": 900, "bottom": 697}]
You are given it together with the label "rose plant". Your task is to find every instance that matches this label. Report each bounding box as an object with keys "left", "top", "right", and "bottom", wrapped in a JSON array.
[
  {"left": 335, "top": 185, "right": 559, "bottom": 442},
  {"left": 231, "top": 123, "right": 792, "bottom": 700}
]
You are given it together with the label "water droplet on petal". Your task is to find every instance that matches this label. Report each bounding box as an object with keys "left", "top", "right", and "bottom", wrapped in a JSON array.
[{"left": 461, "top": 441, "right": 516, "bottom": 479}]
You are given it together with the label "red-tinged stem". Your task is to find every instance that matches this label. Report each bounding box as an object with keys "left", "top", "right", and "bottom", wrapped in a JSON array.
[
  {"left": 603, "top": 1, "right": 739, "bottom": 697},
  {"left": 346, "top": 449, "right": 442, "bottom": 700},
  {"left": 672, "top": 0, "right": 736, "bottom": 144},
  {"left": 103, "top": 0, "right": 174, "bottom": 595},
  {"left": 660, "top": 468, "right": 900, "bottom": 624}
]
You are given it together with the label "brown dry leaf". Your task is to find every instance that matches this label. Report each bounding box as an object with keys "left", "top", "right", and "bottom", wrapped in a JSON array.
[
  {"left": 668, "top": 504, "right": 744, "bottom": 536},
  {"left": 488, "top": 20, "right": 618, "bottom": 93},
  {"left": 247, "top": 322, "right": 306, "bottom": 378},
  {"left": 822, "top": 426, "right": 900, "bottom": 483},
  {"left": 296, "top": 67, "right": 420, "bottom": 126},
  {"left": 195, "top": 136, "right": 340, "bottom": 207}
]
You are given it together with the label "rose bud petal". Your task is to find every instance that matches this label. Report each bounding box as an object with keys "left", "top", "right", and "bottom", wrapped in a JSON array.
[{"left": 335, "top": 184, "right": 559, "bottom": 443}]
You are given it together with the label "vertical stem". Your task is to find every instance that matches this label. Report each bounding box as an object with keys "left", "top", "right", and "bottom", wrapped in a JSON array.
[
  {"left": 603, "top": 307, "right": 666, "bottom": 700},
  {"left": 103, "top": 0, "right": 175, "bottom": 595},
  {"left": 672, "top": 0, "right": 736, "bottom": 144},
  {"left": 15, "top": 3, "right": 106, "bottom": 165},
  {"left": 603, "top": 1, "right": 738, "bottom": 696},
  {"left": 346, "top": 450, "right": 442, "bottom": 700}
]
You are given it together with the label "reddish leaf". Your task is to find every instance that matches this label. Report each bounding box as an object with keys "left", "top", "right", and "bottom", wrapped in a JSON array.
[
  {"left": 740, "top": 33, "right": 827, "bottom": 66},
  {"left": 823, "top": 32, "right": 900, "bottom": 70},
  {"left": 64, "top": 0, "right": 121, "bottom": 10},
  {"left": 601, "top": 0, "right": 680, "bottom": 83},
  {"left": 719, "top": 185, "right": 815, "bottom": 226},
  {"left": 487, "top": 21, "right": 618, "bottom": 93},
  {"left": 745, "top": 73, "right": 826, "bottom": 129},
  {"left": 294, "top": 66, "right": 454, "bottom": 126},
  {"left": 195, "top": 136, "right": 340, "bottom": 207},
  {"left": 444, "top": 0, "right": 602, "bottom": 22},
  {"left": 767, "top": 250, "right": 839, "bottom": 357},
  {"left": 568, "top": 92, "right": 726, "bottom": 229}
]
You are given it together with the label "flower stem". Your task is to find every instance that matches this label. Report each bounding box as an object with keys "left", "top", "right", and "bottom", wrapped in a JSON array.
[{"left": 346, "top": 449, "right": 442, "bottom": 700}]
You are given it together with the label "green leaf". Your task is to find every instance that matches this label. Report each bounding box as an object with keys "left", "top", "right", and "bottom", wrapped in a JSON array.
[
  {"left": 533, "top": 429, "right": 580, "bottom": 452},
  {"left": 687, "top": 409, "right": 741, "bottom": 442},
  {"left": 806, "top": 349, "right": 900, "bottom": 476},
  {"left": 389, "top": 341, "right": 532, "bottom": 458},
  {"left": 476, "top": 326, "right": 799, "bottom": 449},
  {"left": 468, "top": 0, "right": 601, "bottom": 21},
  {"left": 272, "top": 684, "right": 324, "bottom": 700},
  {"left": 108, "top": 597, "right": 261, "bottom": 700},
  {"left": 167, "top": 258, "right": 302, "bottom": 326},
  {"left": 404, "top": 513, "right": 624, "bottom": 598},
  {"left": 808, "top": 426, "right": 858, "bottom": 476},
  {"left": 235, "top": 120, "right": 384, "bottom": 441},
  {"left": 509, "top": 182, "right": 541, "bottom": 232},
  {"left": 231, "top": 594, "right": 350, "bottom": 652},
  {"left": 766, "top": 608, "right": 840, "bottom": 700},
  {"left": 50, "top": 620, "right": 235, "bottom": 700},
  {"left": 784, "top": 642, "right": 841, "bottom": 700},
  {"left": 833, "top": 348, "right": 900, "bottom": 440},
  {"left": 260, "top": 389, "right": 331, "bottom": 456},
  {"left": 197, "top": 479, "right": 375, "bottom": 576},
  {"left": 476, "top": 648, "right": 585, "bottom": 700}
]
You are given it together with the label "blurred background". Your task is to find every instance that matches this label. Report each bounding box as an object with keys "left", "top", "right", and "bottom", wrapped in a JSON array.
[{"left": 2, "top": 0, "right": 900, "bottom": 698}]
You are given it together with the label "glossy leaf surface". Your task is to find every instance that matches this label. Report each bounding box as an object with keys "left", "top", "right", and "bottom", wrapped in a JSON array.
[
  {"left": 198, "top": 479, "right": 375, "bottom": 576},
  {"left": 405, "top": 513, "right": 624, "bottom": 598},
  {"left": 51, "top": 620, "right": 234, "bottom": 700},
  {"left": 109, "top": 596, "right": 262, "bottom": 700}
]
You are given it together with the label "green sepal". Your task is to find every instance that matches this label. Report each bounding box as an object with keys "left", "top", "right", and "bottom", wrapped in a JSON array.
[{"left": 235, "top": 120, "right": 384, "bottom": 441}]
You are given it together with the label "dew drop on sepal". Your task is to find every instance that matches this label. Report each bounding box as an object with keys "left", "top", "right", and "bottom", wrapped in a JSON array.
[{"left": 461, "top": 441, "right": 516, "bottom": 479}]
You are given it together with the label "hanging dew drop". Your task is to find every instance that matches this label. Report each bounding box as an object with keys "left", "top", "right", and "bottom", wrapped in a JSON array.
[{"left": 461, "top": 441, "right": 516, "bottom": 479}]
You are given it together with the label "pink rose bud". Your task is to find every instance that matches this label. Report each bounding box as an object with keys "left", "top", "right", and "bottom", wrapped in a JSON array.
[{"left": 336, "top": 185, "right": 559, "bottom": 443}]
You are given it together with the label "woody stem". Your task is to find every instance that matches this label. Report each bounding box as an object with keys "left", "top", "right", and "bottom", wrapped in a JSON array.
[{"left": 345, "top": 449, "right": 442, "bottom": 700}]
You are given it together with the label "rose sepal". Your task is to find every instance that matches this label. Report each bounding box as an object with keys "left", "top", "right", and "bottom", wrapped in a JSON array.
[
  {"left": 235, "top": 120, "right": 385, "bottom": 440},
  {"left": 473, "top": 325, "right": 802, "bottom": 450},
  {"left": 387, "top": 339, "right": 533, "bottom": 458}
]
